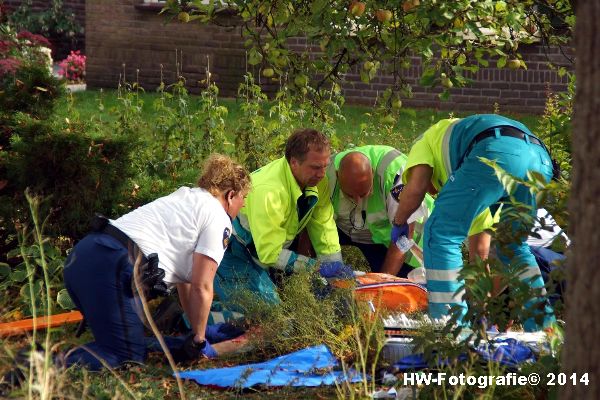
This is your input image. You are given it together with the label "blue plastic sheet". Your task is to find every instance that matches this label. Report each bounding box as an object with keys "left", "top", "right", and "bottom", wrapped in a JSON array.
[
  {"left": 177, "top": 345, "right": 365, "bottom": 388},
  {"left": 393, "top": 353, "right": 468, "bottom": 371},
  {"left": 393, "top": 338, "right": 536, "bottom": 371},
  {"left": 476, "top": 338, "right": 536, "bottom": 368}
]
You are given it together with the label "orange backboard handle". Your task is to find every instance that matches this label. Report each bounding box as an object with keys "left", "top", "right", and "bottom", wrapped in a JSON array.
[{"left": 0, "top": 311, "right": 83, "bottom": 337}]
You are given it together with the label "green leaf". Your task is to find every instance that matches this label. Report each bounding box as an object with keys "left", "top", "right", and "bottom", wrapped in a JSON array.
[
  {"left": 442, "top": 11, "right": 455, "bottom": 20},
  {"left": 20, "top": 280, "right": 43, "bottom": 300},
  {"left": 247, "top": 48, "right": 263, "bottom": 66},
  {"left": 10, "top": 269, "right": 28, "bottom": 283},
  {"left": 400, "top": 108, "right": 417, "bottom": 119},
  {"left": 311, "top": 0, "right": 327, "bottom": 14},
  {"left": 7, "top": 248, "right": 21, "bottom": 259},
  {"left": 422, "top": 46, "right": 434, "bottom": 59},
  {"left": 359, "top": 69, "right": 371, "bottom": 84},
  {"left": 496, "top": 56, "right": 507, "bottom": 68},
  {"left": 419, "top": 67, "right": 437, "bottom": 86},
  {"left": 57, "top": 288, "right": 76, "bottom": 310},
  {"left": 557, "top": 66, "right": 567, "bottom": 77},
  {"left": 457, "top": 54, "right": 466, "bottom": 65},
  {"left": 0, "top": 263, "right": 9, "bottom": 279}
]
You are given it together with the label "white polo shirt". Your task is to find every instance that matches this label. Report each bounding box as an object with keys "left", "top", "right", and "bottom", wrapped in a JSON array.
[{"left": 112, "top": 187, "right": 232, "bottom": 285}]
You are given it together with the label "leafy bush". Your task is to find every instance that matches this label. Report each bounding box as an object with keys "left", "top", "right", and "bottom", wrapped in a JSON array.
[
  {"left": 537, "top": 69, "right": 574, "bottom": 180},
  {"left": 163, "top": 0, "right": 573, "bottom": 111},
  {"left": 232, "top": 72, "right": 346, "bottom": 172},
  {"left": 235, "top": 270, "right": 384, "bottom": 361},
  {"left": 146, "top": 75, "right": 228, "bottom": 179},
  {"left": 233, "top": 73, "right": 286, "bottom": 171},
  {"left": 1, "top": 224, "right": 66, "bottom": 318},
  {"left": 4, "top": 116, "right": 139, "bottom": 239},
  {"left": 0, "top": 25, "right": 62, "bottom": 121},
  {"left": 0, "top": 62, "right": 63, "bottom": 121},
  {"left": 1, "top": 25, "right": 64, "bottom": 229}
]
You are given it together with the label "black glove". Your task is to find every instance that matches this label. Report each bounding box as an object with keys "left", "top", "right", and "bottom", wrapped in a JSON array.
[
  {"left": 140, "top": 253, "right": 169, "bottom": 300},
  {"left": 182, "top": 334, "right": 217, "bottom": 360},
  {"left": 552, "top": 158, "right": 561, "bottom": 181}
]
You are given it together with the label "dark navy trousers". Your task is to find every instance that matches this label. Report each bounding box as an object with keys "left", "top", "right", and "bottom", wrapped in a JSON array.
[{"left": 63, "top": 232, "right": 146, "bottom": 370}]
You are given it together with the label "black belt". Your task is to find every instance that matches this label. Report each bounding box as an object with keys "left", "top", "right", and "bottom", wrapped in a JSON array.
[
  {"left": 101, "top": 223, "right": 148, "bottom": 265},
  {"left": 472, "top": 126, "right": 543, "bottom": 147}
]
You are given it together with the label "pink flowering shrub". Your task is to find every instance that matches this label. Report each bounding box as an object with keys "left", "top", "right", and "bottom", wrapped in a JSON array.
[
  {"left": 58, "top": 50, "right": 85, "bottom": 83},
  {"left": 0, "top": 28, "right": 53, "bottom": 77},
  {"left": 16, "top": 30, "right": 52, "bottom": 48},
  {"left": 0, "top": 57, "right": 21, "bottom": 76}
]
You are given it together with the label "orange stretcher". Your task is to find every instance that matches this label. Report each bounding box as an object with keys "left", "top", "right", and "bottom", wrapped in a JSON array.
[
  {"left": 334, "top": 272, "right": 428, "bottom": 314},
  {"left": 0, "top": 311, "right": 83, "bottom": 337}
]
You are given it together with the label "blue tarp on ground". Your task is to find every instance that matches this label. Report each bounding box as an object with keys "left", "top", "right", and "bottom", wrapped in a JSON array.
[
  {"left": 393, "top": 338, "right": 537, "bottom": 371},
  {"left": 177, "top": 345, "right": 365, "bottom": 388}
]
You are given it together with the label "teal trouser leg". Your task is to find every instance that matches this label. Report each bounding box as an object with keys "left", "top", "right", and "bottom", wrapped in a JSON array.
[
  {"left": 424, "top": 134, "right": 555, "bottom": 330},
  {"left": 206, "top": 301, "right": 245, "bottom": 324},
  {"left": 214, "top": 238, "right": 280, "bottom": 307},
  {"left": 494, "top": 185, "right": 556, "bottom": 331},
  {"left": 180, "top": 301, "right": 245, "bottom": 327}
]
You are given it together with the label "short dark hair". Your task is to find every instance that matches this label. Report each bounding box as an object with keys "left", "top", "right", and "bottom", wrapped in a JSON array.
[{"left": 284, "top": 128, "right": 330, "bottom": 162}]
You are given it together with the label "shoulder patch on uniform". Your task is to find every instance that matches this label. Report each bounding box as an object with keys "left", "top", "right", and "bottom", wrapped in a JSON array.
[
  {"left": 390, "top": 184, "right": 405, "bottom": 201},
  {"left": 223, "top": 227, "right": 231, "bottom": 249}
]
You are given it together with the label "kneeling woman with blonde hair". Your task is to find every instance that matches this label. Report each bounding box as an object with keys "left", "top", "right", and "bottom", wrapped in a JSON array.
[{"left": 63, "top": 154, "right": 251, "bottom": 370}]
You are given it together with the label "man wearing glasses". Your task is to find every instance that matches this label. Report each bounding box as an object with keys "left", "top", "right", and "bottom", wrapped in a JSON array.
[{"left": 325, "top": 145, "right": 433, "bottom": 277}]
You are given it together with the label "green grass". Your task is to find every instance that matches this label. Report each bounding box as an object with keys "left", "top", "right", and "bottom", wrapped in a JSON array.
[{"left": 55, "top": 89, "right": 543, "bottom": 147}]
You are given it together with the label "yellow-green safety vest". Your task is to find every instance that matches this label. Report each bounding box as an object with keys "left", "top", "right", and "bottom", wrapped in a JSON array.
[
  {"left": 234, "top": 157, "right": 342, "bottom": 271},
  {"left": 326, "top": 145, "right": 433, "bottom": 268}
]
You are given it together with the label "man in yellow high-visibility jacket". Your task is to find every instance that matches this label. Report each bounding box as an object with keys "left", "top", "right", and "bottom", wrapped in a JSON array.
[{"left": 214, "top": 128, "right": 349, "bottom": 305}]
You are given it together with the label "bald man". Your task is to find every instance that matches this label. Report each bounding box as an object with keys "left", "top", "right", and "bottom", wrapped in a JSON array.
[{"left": 325, "top": 145, "right": 432, "bottom": 276}]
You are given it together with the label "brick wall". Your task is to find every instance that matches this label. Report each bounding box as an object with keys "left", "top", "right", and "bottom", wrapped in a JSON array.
[
  {"left": 3, "top": 0, "right": 86, "bottom": 58},
  {"left": 86, "top": 0, "right": 573, "bottom": 114},
  {"left": 86, "top": 0, "right": 248, "bottom": 96},
  {"left": 342, "top": 44, "right": 573, "bottom": 114}
]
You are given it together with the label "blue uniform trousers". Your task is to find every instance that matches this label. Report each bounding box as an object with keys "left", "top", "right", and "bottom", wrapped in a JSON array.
[{"left": 63, "top": 233, "right": 146, "bottom": 370}]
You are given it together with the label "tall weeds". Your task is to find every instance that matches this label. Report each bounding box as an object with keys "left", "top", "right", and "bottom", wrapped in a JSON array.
[
  {"left": 17, "top": 189, "right": 54, "bottom": 399},
  {"left": 4, "top": 191, "right": 140, "bottom": 399}
]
